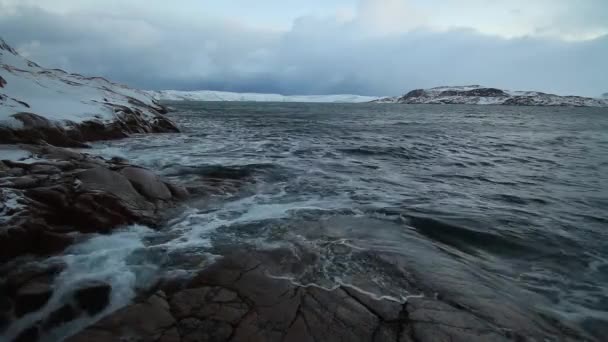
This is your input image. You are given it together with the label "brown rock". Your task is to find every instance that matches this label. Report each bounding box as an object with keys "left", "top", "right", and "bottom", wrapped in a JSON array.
[
  {"left": 72, "top": 249, "right": 583, "bottom": 342},
  {"left": 77, "top": 167, "right": 152, "bottom": 212},
  {"left": 66, "top": 292, "right": 175, "bottom": 342},
  {"left": 121, "top": 166, "right": 173, "bottom": 201}
]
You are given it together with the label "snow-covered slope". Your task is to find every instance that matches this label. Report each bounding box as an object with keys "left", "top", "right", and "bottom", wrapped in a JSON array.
[
  {"left": 0, "top": 38, "right": 177, "bottom": 146},
  {"left": 149, "top": 90, "right": 379, "bottom": 103},
  {"left": 375, "top": 85, "right": 608, "bottom": 107}
]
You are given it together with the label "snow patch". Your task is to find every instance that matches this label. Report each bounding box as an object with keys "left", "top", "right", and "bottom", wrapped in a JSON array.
[
  {"left": 1, "top": 37, "right": 164, "bottom": 129},
  {"left": 375, "top": 85, "right": 608, "bottom": 107},
  {"left": 148, "top": 90, "right": 379, "bottom": 103},
  {"left": 0, "top": 188, "right": 25, "bottom": 225}
]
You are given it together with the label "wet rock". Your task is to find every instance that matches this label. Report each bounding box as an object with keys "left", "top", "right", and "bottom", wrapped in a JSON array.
[
  {"left": 29, "top": 164, "right": 61, "bottom": 175},
  {"left": 70, "top": 250, "right": 585, "bottom": 342},
  {"left": 73, "top": 281, "right": 111, "bottom": 315},
  {"left": 121, "top": 166, "right": 173, "bottom": 201},
  {"left": 66, "top": 292, "right": 175, "bottom": 342},
  {"left": 15, "top": 281, "right": 52, "bottom": 317},
  {"left": 1, "top": 145, "right": 187, "bottom": 263},
  {"left": 9, "top": 176, "right": 41, "bottom": 189},
  {"left": 20, "top": 145, "right": 84, "bottom": 162},
  {"left": 42, "top": 304, "right": 78, "bottom": 331},
  {"left": 406, "top": 297, "right": 510, "bottom": 342},
  {"left": 13, "top": 325, "right": 39, "bottom": 342},
  {"left": 0, "top": 313, "right": 10, "bottom": 332},
  {"left": 166, "top": 182, "right": 190, "bottom": 200}
]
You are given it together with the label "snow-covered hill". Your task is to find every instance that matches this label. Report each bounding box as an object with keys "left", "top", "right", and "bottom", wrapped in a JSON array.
[
  {"left": 375, "top": 85, "right": 608, "bottom": 107},
  {"left": 148, "top": 90, "right": 379, "bottom": 103},
  {"left": 0, "top": 38, "right": 177, "bottom": 147}
]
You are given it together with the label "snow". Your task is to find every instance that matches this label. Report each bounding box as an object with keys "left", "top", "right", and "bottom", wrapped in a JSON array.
[
  {"left": 0, "top": 38, "right": 162, "bottom": 128},
  {"left": 0, "top": 145, "right": 46, "bottom": 164},
  {"left": 0, "top": 188, "right": 25, "bottom": 225},
  {"left": 375, "top": 85, "right": 608, "bottom": 107},
  {"left": 148, "top": 90, "right": 379, "bottom": 103},
  {"left": 0, "top": 145, "right": 32, "bottom": 161}
]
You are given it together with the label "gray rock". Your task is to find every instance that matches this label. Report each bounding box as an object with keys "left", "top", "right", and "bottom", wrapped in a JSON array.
[{"left": 15, "top": 281, "right": 52, "bottom": 317}]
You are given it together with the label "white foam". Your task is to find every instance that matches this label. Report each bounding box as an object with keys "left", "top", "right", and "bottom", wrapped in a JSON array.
[{"left": 1, "top": 225, "right": 158, "bottom": 342}]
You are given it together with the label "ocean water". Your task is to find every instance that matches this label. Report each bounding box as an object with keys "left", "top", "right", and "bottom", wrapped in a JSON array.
[{"left": 8, "top": 102, "right": 608, "bottom": 341}]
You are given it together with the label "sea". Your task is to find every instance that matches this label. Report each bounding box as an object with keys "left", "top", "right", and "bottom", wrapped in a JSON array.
[{"left": 10, "top": 102, "right": 608, "bottom": 340}]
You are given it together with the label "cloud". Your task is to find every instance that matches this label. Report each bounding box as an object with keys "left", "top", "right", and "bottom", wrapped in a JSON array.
[{"left": 0, "top": 1, "right": 606, "bottom": 96}]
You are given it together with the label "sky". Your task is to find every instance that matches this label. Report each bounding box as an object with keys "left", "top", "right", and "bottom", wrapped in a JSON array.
[{"left": 0, "top": 0, "right": 606, "bottom": 96}]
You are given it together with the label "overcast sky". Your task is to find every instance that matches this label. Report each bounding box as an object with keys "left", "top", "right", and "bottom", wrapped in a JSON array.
[{"left": 0, "top": 0, "right": 606, "bottom": 96}]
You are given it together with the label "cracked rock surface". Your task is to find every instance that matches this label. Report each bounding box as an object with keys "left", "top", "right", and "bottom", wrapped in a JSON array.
[{"left": 68, "top": 251, "right": 582, "bottom": 342}]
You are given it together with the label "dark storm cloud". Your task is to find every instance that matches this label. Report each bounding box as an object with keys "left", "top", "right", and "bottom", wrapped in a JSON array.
[{"left": 0, "top": 4, "right": 606, "bottom": 96}]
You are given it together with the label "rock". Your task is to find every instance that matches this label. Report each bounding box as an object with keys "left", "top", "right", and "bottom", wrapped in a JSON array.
[
  {"left": 121, "top": 166, "right": 173, "bottom": 201},
  {"left": 406, "top": 297, "right": 510, "bottom": 342},
  {"left": 42, "top": 304, "right": 78, "bottom": 331},
  {"left": 165, "top": 182, "right": 189, "bottom": 200},
  {"left": 70, "top": 249, "right": 586, "bottom": 342},
  {"left": 1, "top": 146, "right": 187, "bottom": 263},
  {"left": 0, "top": 220, "right": 72, "bottom": 262},
  {"left": 29, "top": 164, "right": 61, "bottom": 175},
  {"left": 66, "top": 292, "right": 175, "bottom": 342},
  {"left": 36, "top": 231, "right": 75, "bottom": 256},
  {"left": 13, "top": 325, "right": 39, "bottom": 342},
  {"left": 9, "top": 176, "right": 42, "bottom": 189},
  {"left": 20, "top": 145, "right": 84, "bottom": 162},
  {"left": 15, "top": 281, "right": 52, "bottom": 317},
  {"left": 0, "top": 313, "right": 10, "bottom": 332},
  {"left": 6, "top": 113, "right": 89, "bottom": 148},
  {"left": 77, "top": 167, "right": 152, "bottom": 211},
  {"left": 73, "top": 281, "right": 111, "bottom": 315}
]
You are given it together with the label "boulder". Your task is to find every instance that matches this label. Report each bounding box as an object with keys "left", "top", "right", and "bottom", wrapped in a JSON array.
[
  {"left": 42, "top": 304, "right": 78, "bottom": 331},
  {"left": 14, "top": 281, "right": 53, "bottom": 317},
  {"left": 121, "top": 167, "right": 173, "bottom": 201},
  {"left": 73, "top": 281, "right": 112, "bottom": 315},
  {"left": 1, "top": 146, "right": 187, "bottom": 262}
]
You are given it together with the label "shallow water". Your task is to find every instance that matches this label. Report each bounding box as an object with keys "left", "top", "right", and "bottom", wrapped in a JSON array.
[{"left": 10, "top": 102, "right": 608, "bottom": 340}]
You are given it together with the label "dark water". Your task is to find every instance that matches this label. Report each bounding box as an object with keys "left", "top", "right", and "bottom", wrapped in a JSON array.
[{"left": 24, "top": 102, "right": 608, "bottom": 340}]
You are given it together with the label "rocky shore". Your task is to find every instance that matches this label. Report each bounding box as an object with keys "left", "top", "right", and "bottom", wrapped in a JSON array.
[
  {"left": 65, "top": 249, "right": 585, "bottom": 342},
  {"left": 0, "top": 144, "right": 189, "bottom": 341},
  {"left": 1, "top": 145, "right": 586, "bottom": 342},
  {"left": 0, "top": 37, "right": 595, "bottom": 341}
]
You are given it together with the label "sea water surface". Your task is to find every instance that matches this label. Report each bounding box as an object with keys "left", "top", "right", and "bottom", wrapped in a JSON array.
[{"left": 18, "top": 102, "right": 608, "bottom": 340}]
